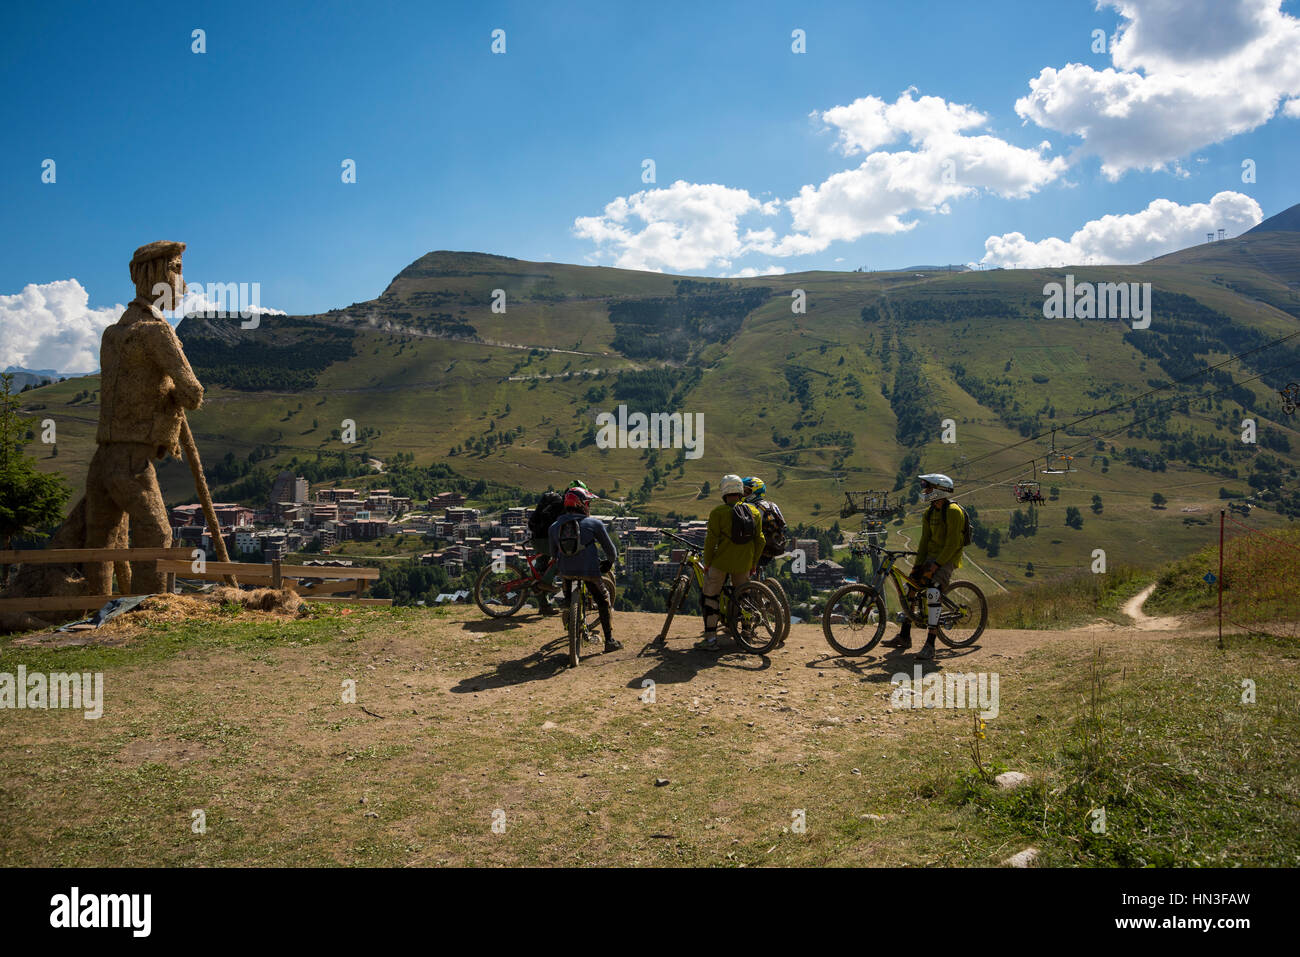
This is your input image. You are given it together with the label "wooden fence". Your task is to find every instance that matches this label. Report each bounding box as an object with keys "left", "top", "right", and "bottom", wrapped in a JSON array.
[{"left": 0, "top": 548, "right": 389, "bottom": 614}]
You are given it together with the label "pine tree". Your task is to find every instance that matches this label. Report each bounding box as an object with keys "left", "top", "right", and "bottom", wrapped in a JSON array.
[{"left": 0, "top": 374, "right": 70, "bottom": 549}]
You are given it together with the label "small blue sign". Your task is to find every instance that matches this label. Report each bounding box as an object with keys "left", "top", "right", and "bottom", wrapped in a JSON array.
[{"left": 1203, "top": 572, "right": 1217, "bottom": 584}]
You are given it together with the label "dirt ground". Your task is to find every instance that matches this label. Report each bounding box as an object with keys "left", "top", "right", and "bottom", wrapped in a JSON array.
[{"left": 2, "top": 590, "right": 1271, "bottom": 867}]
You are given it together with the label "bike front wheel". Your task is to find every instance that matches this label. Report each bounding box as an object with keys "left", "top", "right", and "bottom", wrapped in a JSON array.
[
  {"left": 728, "top": 581, "right": 783, "bottom": 655},
  {"left": 473, "top": 563, "right": 529, "bottom": 618},
  {"left": 659, "top": 576, "right": 689, "bottom": 640},
  {"left": 822, "top": 583, "right": 887, "bottom": 656},
  {"left": 934, "top": 581, "right": 988, "bottom": 647}
]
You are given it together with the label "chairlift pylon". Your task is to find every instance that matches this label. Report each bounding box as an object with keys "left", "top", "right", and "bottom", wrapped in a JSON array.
[{"left": 841, "top": 489, "right": 891, "bottom": 519}]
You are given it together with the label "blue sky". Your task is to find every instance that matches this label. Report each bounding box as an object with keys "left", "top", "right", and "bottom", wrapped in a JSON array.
[{"left": 1, "top": 0, "right": 1298, "bottom": 369}]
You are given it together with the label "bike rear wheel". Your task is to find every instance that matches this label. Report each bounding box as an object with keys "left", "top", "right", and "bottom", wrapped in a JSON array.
[
  {"left": 473, "top": 563, "right": 530, "bottom": 618},
  {"left": 567, "top": 592, "right": 583, "bottom": 667},
  {"left": 762, "top": 575, "right": 792, "bottom": 645},
  {"left": 822, "top": 583, "right": 887, "bottom": 656},
  {"left": 728, "top": 581, "right": 783, "bottom": 655},
  {"left": 934, "top": 581, "right": 988, "bottom": 647}
]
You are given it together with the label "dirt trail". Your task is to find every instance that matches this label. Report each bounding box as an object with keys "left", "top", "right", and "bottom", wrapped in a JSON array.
[
  {"left": 1119, "top": 582, "right": 1181, "bottom": 632},
  {"left": 434, "top": 590, "right": 1212, "bottom": 726}
]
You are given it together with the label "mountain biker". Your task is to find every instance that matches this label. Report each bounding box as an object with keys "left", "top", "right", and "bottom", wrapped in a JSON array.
[
  {"left": 548, "top": 486, "right": 621, "bottom": 653},
  {"left": 744, "top": 475, "right": 789, "bottom": 646},
  {"left": 882, "top": 473, "right": 965, "bottom": 660},
  {"left": 527, "top": 484, "right": 586, "bottom": 616},
  {"left": 696, "top": 474, "right": 765, "bottom": 651}
]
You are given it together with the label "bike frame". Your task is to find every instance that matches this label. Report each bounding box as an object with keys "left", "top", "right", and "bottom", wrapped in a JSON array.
[
  {"left": 566, "top": 577, "right": 605, "bottom": 638},
  {"left": 495, "top": 549, "right": 553, "bottom": 593},
  {"left": 662, "top": 531, "right": 740, "bottom": 621},
  {"left": 859, "top": 544, "right": 940, "bottom": 626}
]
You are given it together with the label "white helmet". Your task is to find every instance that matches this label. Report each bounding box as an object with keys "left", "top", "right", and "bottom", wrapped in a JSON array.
[
  {"left": 918, "top": 473, "right": 954, "bottom": 503},
  {"left": 720, "top": 474, "right": 744, "bottom": 497}
]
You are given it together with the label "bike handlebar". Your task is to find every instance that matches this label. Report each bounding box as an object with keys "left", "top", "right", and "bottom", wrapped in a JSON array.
[
  {"left": 853, "top": 540, "right": 917, "bottom": 557},
  {"left": 660, "top": 529, "right": 702, "bottom": 552}
]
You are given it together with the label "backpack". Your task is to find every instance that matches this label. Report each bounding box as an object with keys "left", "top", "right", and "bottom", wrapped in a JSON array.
[
  {"left": 528, "top": 492, "right": 564, "bottom": 537},
  {"left": 755, "top": 500, "right": 786, "bottom": 555},
  {"left": 728, "top": 502, "right": 756, "bottom": 545},
  {"left": 951, "top": 503, "right": 972, "bottom": 547},
  {"left": 557, "top": 517, "right": 584, "bottom": 557}
]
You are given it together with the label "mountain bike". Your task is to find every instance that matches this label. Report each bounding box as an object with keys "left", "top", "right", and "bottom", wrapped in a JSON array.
[
  {"left": 821, "top": 541, "right": 987, "bottom": 656},
  {"left": 474, "top": 549, "right": 616, "bottom": 619},
  {"left": 564, "top": 575, "right": 613, "bottom": 667},
  {"left": 472, "top": 549, "right": 555, "bottom": 618},
  {"left": 656, "top": 531, "right": 784, "bottom": 654}
]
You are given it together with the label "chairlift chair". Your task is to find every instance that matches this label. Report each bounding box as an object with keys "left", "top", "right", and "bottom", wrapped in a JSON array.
[
  {"left": 1013, "top": 481, "right": 1043, "bottom": 505},
  {"left": 1041, "top": 428, "right": 1077, "bottom": 475},
  {"left": 1012, "top": 460, "right": 1045, "bottom": 504}
]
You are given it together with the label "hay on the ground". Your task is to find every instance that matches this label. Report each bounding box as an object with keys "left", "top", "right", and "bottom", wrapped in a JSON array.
[{"left": 212, "top": 586, "right": 304, "bottom": 614}]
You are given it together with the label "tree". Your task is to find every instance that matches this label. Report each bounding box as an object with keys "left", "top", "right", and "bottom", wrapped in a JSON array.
[
  {"left": 0, "top": 374, "right": 70, "bottom": 549},
  {"left": 1065, "top": 506, "right": 1084, "bottom": 529},
  {"left": 1151, "top": 492, "right": 1167, "bottom": 509},
  {"left": 1090, "top": 493, "right": 1103, "bottom": 514}
]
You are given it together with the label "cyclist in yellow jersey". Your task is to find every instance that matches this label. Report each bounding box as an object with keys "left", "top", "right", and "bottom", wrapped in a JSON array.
[
  {"left": 696, "top": 474, "right": 765, "bottom": 651},
  {"left": 882, "top": 473, "right": 965, "bottom": 660}
]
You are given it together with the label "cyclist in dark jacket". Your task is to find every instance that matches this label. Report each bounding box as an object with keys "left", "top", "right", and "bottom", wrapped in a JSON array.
[{"left": 548, "top": 486, "right": 620, "bottom": 652}]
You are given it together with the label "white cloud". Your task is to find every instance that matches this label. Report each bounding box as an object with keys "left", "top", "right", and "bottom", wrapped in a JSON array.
[
  {"left": 980, "top": 190, "right": 1262, "bottom": 267},
  {"left": 573, "top": 180, "right": 777, "bottom": 272},
  {"left": 1015, "top": 0, "right": 1300, "bottom": 178},
  {"left": 720, "top": 265, "right": 787, "bottom": 278},
  {"left": 575, "top": 92, "right": 1065, "bottom": 270},
  {"left": 0, "top": 278, "right": 287, "bottom": 375},
  {"left": 756, "top": 92, "right": 1066, "bottom": 256},
  {"left": 0, "top": 279, "right": 123, "bottom": 374},
  {"left": 1284, "top": 98, "right": 1300, "bottom": 117},
  {"left": 177, "top": 286, "right": 286, "bottom": 318}
]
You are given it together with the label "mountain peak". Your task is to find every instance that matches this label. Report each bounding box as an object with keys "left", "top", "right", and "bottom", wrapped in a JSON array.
[{"left": 1245, "top": 201, "right": 1300, "bottom": 235}]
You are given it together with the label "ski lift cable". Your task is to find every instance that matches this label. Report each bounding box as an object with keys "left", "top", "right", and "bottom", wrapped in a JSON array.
[
  {"left": 953, "top": 359, "right": 1300, "bottom": 502},
  {"left": 1003, "top": 358, "right": 1296, "bottom": 480},
  {"left": 1051, "top": 359, "right": 1299, "bottom": 459},
  {"left": 798, "top": 358, "right": 1298, "bottom": 533},
  {"left": 953, "top": 328, "right": 1300, "bottom": 473}
]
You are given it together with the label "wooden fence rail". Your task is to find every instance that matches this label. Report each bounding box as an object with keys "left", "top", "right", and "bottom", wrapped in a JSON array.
[{"left": 0, "top": 548, "right": 389, "bottom": 612}]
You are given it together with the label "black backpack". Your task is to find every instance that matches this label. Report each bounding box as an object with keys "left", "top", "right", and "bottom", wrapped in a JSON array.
[
  {"left": 728, "top": 502, "right": 756, "bottom": 545},
  {"left": 528, "top": 492, "right": 564, "bottom": 537},
  {"left": 755, "top": 500, "right": 786, "bottom": 555},
  {"left": 557, "top": 517, "right": 584, "bottom": 557},
  {"left": 948, "top": 503, "right": 972, "bottom": 547}
]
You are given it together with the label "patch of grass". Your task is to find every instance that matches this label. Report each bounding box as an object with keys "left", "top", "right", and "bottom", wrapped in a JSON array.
[
  {"left": 1147, "top": 526, "right": 1300, "bottom": 626},
  {"left": 985, "top": 565, "right": 1149, "bottom": 628},
  {"left": 952, "top": 643, "right": 1300, "bottom": 866}
]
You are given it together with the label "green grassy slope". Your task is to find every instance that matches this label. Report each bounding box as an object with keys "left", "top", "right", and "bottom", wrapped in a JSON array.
[{"left": 20, "top": 231, "right": 1300, "bottom": 591}]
